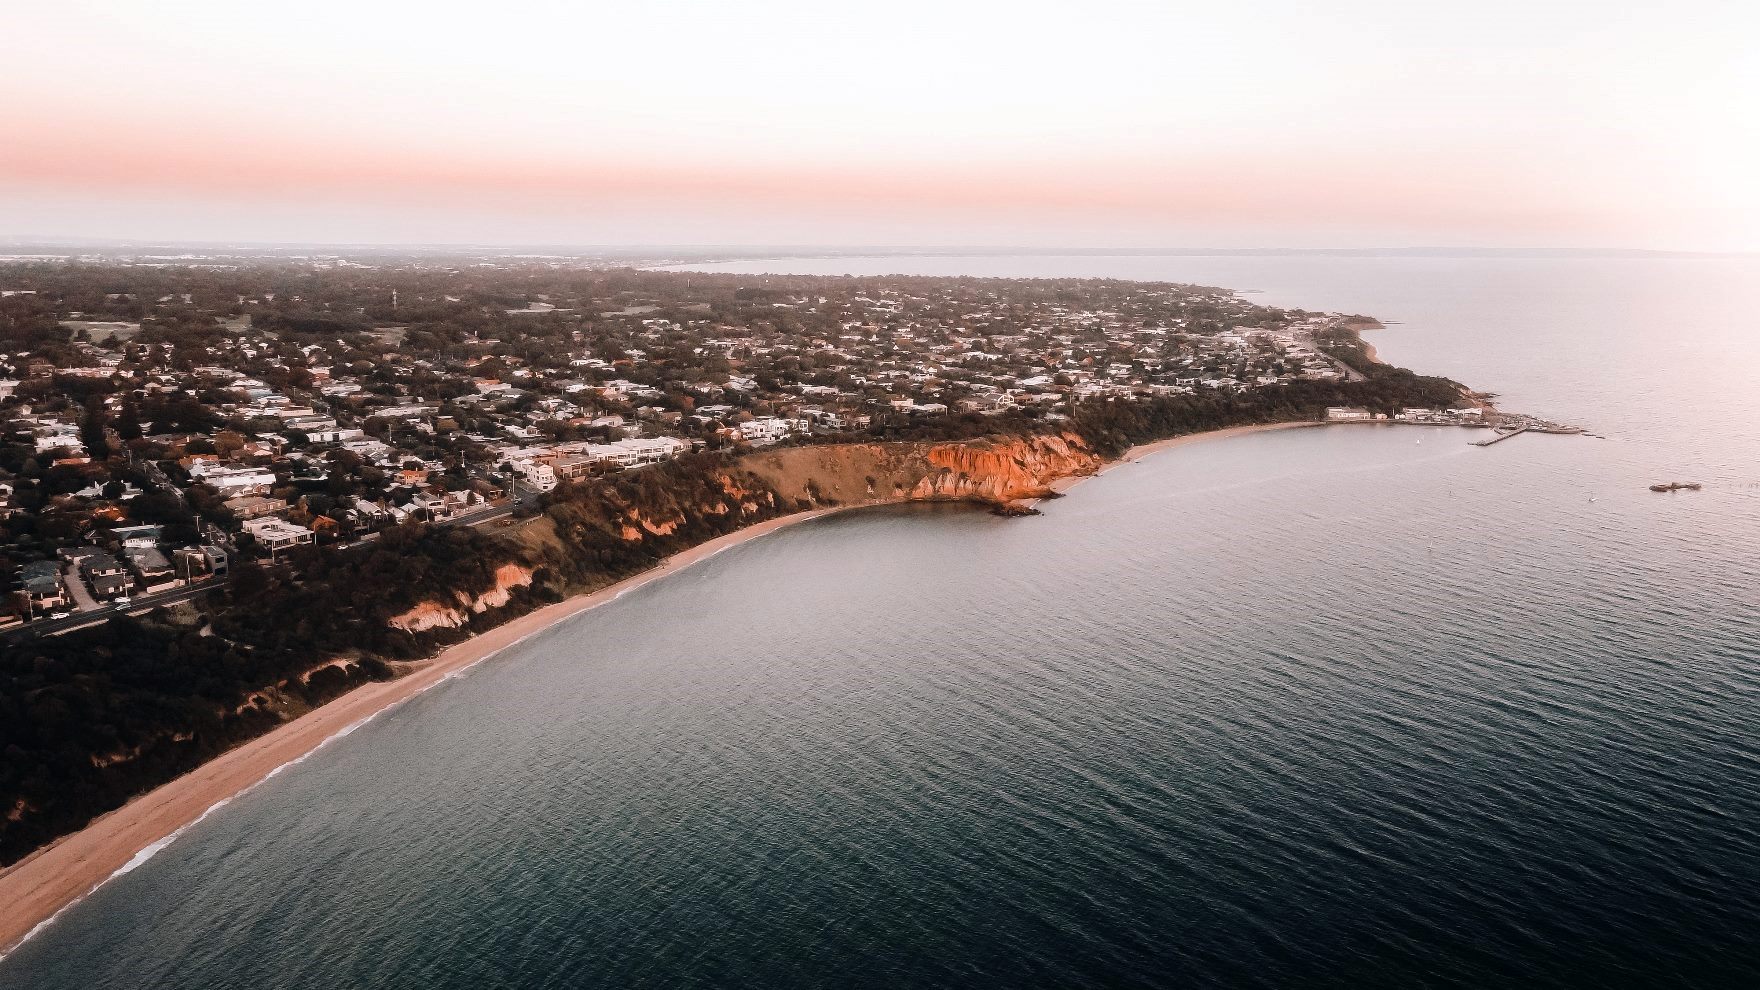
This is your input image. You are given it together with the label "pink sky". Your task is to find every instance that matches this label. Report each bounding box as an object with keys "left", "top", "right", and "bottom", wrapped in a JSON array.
[{"left": 4, "top": 0, "right": 1757, "bottom": 249}]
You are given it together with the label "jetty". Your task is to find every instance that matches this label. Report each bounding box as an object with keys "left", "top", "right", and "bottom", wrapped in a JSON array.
[{"left": 1472, "top": 425, "right": 1528, "bottom": 446}]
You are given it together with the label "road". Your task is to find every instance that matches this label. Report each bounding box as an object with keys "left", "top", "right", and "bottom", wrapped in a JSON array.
[
  {"left": 334, "top": 496, "right": 529, "bottom": 549},
  {"left": 58, "top": 551, "right": 102, "bottom": 613},
  {"left": 139, "top": 460, "right": 186, "bottom": 507},
  {"left": 446, "top": 498, "right": 527, "bottom": 528},
  {"left": 1292, "top": 328, "right": 1367, "bottom": 383},
  {"left": 6, "top": 496, "right": 536, "bottom": 642},
  {"left": 4, "top": 578, "right": 226, "bottom": 642}
]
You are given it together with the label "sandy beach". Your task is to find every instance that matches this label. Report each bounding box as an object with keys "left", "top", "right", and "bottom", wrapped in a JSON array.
[
  {"left": 1047, "top": 421, "right": 1323, "bottom": 497},
  {"left": 0, "top": 421, "right": 1321, "bottom": 959}
]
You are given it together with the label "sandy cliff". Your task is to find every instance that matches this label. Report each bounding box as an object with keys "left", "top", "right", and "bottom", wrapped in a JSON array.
[
  {"left": 389, "top": 563, "right": 534, "bottom": 632},
  {"left": 738, "top": 433, "right": 1101, "bottom": 509},
  {"left": 384, "top": 435, "right": 1099, "bottom": 632}
]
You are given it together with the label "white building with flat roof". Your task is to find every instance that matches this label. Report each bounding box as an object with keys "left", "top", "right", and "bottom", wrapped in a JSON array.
[
  {"left": 517, "top": 460, "right": 557, "bottom": 492},
  {"left": 737, "top": 417, "right": 803, "bottom": 444},
  {"left": 193, "top": 465, "right": 278, "bottom": 497},
  {"left": 242, "top": 517, "right": 314, "bottom": 557},
  {"left": 585, "top": 436, "right": 689, "bottom": 467}
]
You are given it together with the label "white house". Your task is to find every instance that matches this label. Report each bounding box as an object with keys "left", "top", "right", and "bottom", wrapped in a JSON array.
[
  {"left": 737, "top": 417, "right": 802, "bottom": 444},
  {"left": 194, "top": 466, "right": 278, "bottom": 497},
  {"left": 242, "top": 517, "right": 314, "bottom": 557},
  {"left": 584, "top": 436, "right": 689, "bottom": 467},
  {"left": 517, "top": 459, "right": 558, "bottom": 492}
]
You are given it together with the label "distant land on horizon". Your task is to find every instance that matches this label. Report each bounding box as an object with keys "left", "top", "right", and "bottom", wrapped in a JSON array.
[{"left": 0, "top": 240, "right": 1752, "bottom": 261}]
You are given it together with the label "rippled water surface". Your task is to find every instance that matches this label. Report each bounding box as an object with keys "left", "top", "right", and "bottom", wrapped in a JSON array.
[{"left": 4, "top": 256, "right": 1758, "bottom": 989}]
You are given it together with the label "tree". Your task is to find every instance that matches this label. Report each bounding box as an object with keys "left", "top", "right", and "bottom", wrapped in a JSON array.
[
  {"left": 80, "top": 396, "right": 112, "bottom": 460},
  {"left": 214, "top": 431, "right": 246, "bottom": 459},
  {"left": 115, "top": 401, "right": 143, "bottom": 441}
]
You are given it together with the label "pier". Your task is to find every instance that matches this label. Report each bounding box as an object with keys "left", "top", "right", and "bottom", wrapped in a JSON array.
[{"left": 1472, "top": 425, "right": 1528, "bottom": 446}]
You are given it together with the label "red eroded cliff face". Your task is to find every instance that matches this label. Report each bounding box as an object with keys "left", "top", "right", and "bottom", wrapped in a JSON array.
[
  {"left": 383, "top": 436, "right": 1099, "bottom": 632},
  {"left": 737, "top": 433, "right": 1102, "bottom": 508},
  {"left": 913, "top": 433, "right": 1096, "bottom": 502},
  {"left": 388, "top": 563, "right": 535, "bottom": 632}
]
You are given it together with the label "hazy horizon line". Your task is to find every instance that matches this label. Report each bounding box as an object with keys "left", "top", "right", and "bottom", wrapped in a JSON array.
[{"left": 1, "top": 239, "right": 1752, "bottom": 260}]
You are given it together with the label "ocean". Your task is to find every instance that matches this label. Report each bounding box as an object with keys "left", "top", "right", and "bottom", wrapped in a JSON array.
[{"left": 3, "top": 255, "right": 1758, "bottom": 988}]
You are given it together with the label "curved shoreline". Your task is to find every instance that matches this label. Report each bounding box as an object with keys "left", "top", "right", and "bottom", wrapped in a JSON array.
[
  {"left": 1046, "top": 421, "right": 1324, "bottom": 498},
  {"left": 0, "top": 420, "right": 1317, "bottom": 960}
]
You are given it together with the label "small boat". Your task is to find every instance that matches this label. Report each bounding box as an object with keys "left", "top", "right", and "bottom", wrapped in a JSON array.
[{"left": 1649, "top": 481, "right": 1702, "bottom": 493}]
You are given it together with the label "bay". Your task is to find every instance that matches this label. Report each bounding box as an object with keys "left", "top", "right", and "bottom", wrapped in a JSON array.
[{"left": 5, "top": 255, "right": 1758, "bottom": 989}]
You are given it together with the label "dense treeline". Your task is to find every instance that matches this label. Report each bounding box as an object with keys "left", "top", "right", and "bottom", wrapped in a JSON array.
[
  {"left": 0, "top": 523, "right": 531, "bottom": 864},
  {"left": 0, "top": 618, "right": 386, "bottom": 863},
  {"left": 216, "top": 523, "right": 545, "bottom": 661},
  {"left": 1069, "top": 366, "right": 1468, "bottom": 457},
  {"left": 539, "top": 453, "right": 792, "bottom": 585}
]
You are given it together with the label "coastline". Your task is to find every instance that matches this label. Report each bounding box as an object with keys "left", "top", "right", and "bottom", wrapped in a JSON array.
[
  {"left": 0, "top": 507, "right": 852, "bottom": 960},
  {"left": 1045, "top": 421, "right": 1324, "bottom": 499},
  {"left": 0, "top": 419, "right": 1322, "bottom": 960}
]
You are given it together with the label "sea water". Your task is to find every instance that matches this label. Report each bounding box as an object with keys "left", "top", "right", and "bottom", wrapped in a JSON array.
[{"left": 4, "top": 255, "right": 1757, "bottom": 989}]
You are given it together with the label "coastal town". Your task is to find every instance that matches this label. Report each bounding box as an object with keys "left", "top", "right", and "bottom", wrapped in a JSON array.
[{"left": 0, "top": 254, "right": 1511, "bottom": 638}]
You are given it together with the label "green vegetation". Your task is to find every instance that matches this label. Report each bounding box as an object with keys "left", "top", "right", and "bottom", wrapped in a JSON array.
[
  {"left": 0, "top": 618, "right": 387, "bottom": 862},
  {"left": 1070, "top": 368, "right": 1467, "bottom": 458}
]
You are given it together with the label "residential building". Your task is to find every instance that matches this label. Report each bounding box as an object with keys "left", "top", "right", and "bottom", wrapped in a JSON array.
[
  {"left": 19, "top": 561, "right": 66, "bottom": 609},
  {"left": 224, "top": 495, "right": 290, "bottom": 520},
  {"left": 242, "top": 517, "right": 316, "bottom": 557}
]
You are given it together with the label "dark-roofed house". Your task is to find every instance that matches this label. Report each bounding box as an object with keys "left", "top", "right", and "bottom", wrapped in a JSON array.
[
  {"left": 110, "top": 524, "right": 165, "bottom": 545},
  {"left": 80, "top": 551, "right": 132, "bottom": 599},
  {"left": 19, "top": 561, "right": 66, "bottom": 609},
  {"left": 123, "top": 545, "right": 178, "bottom": 593},
  {"left": 80, "top": 551, "right": 125, "bottom": 578},
  {"left": 89, "top": 571, "right": 133, "bottom": 600}
]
